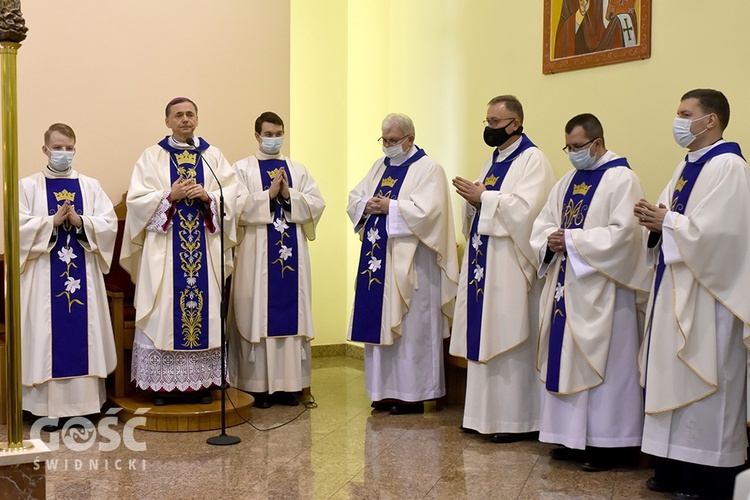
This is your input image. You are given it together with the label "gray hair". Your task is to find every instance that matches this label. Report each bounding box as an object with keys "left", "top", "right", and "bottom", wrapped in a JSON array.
[{"left": 381, "top": 113, "right": 415, "bottom": 136}]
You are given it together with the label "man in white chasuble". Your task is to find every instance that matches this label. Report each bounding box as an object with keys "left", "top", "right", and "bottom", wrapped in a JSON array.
[
  {"left": 348, "top": 113, "right": 459, "bottom": 415},
  {"left": 531, "top": 113, "right": 649, "bottom": 471},
  {"left": 449, "top": 95, "right": 554, "bottom": 443},
  {"left": 229, "top": 112, "right": 325, "bottom": 408},
  {"left": 635, "top": 89, "right": 750, "bottom": 498},
  {"left": 121, "top": 97, "right": 239, "bottom": 405},
  {"left": 20, "top": 123, "right": 117, "bottom": 428}
]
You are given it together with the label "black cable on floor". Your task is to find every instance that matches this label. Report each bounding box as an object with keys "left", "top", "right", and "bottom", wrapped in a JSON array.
[{"left": 224, "top": 390, "right": 317, "bottom": 432}]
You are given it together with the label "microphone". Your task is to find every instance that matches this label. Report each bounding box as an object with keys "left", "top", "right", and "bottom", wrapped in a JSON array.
[
  {"left": 186, "top": 137, "right": 223, "bottom": 192},
  {"left": 187, "top": 138, "right": 239, "bottom": 446}
]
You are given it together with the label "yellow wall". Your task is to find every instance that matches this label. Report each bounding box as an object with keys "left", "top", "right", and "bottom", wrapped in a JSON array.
[
  {"left": 3, "top": 2, "right": 749, "bottom": 347},
  {"left": 289, "top": 0, "right": 351, "bottom": 347},
  {"left": 292, "top": 0, "right": 750, "bottom": 345},
  {"left": 1, "top": 0, "right": 290, "bottom": 222}
]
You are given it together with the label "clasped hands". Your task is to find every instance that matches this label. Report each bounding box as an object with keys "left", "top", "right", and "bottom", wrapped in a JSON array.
[
  {"left": 633, "top": 199, "right": 667, "bottom": 232},
  {"left": 171, "top": 176, "right": 209, "bottom": 203},
  {"left": 53, "top": 200, "right": 82, "bottom": 228},
  {"left": 452, "top": 176, "right": 486, "bottom": 206},
  {"left": 546, "top": 198, "right": 668, "bottom": 253},
  {"left": 365, "top": 194, "right": 390, "bottom": 215},
  {"left": 547, "top": 228, "right": 566, "bottom": 254},
  {"left": 268, "top": 168, "right": 291, "bottom": 201}
]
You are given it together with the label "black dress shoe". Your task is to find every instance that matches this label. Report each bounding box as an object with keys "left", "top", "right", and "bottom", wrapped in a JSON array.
[
  {"left": 199, "top": 393, "right": 213, "bottom": 405},
  {"left": 490, "top": 431, "right": 539, "bottom": 444},
  {"left": 250, "top": 392, "right": 272, "bottom": 409},
  {"left": 549, "top": 447, "right": 586, "bottom": 461},
  {"left": 153, "top": 395, "right": 167, "bottom": 406},
  {"left": 460, "top": 426, "right": 479, "bottom": 434},
  {"left": 272, "top": 392, "right": 300, "bottom": 407},
  {"left": 580, "top": 460, "right": 616, "bottom": 472},
  {"left": 645, "top": 476, "right": 674, "bottom": 493},
  {"left": 41, "top": 424, "right": 59, "bottom": 433},
  {"left": 371, "top": 401, "right": 392, "bottom": 411},
  {"left": 388, "top": 402, "right": 424, "bottom": 415},
  {"left": 253, "top": 398, "right": 272, "bottom": 409}
]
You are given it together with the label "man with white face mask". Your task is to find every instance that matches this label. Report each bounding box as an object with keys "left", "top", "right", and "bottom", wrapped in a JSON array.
[
  {"left": 347, "top": 113, "right": 459, "bottom": 415},
  {"left": 530, "top": 113, "right": 649, "bottom": 471},
  {"left": 229, "top": 112, "right": 325, "bottom": 408},
  {"left": 449, "top": 95, "right": 554, "bottom": 443},
  {"left": 634, "top": 89, "right": 750, "bottom": 498},
  {"left": 19, "top": 123, "right": 117, "bottom": 428}
]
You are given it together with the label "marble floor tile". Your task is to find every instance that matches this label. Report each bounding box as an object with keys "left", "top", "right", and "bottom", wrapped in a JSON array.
[{"left": 0, "top": 356, "right": 683, "bottom": 499}]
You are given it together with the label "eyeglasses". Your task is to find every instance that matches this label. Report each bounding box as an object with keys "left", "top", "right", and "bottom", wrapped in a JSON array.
[
  {"left": 483, "top": 117, "right": 515, "bottom": 128},
  {"left": 378, "top": 135, "right": 408, "bottom": 147},
  {"left": 562, "top": 138, "right": 597, "bottom": 154}
]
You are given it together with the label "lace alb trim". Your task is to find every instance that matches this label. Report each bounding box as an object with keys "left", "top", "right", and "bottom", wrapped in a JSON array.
[
  {"left": 130, "top": 342, "right": 222, "bottom": 392},
  {"left": 146, "top": 191, "right": 172, "bottom": 233},
  {"left": 207, "top": 193, "right": 220, "bottom": 235}
]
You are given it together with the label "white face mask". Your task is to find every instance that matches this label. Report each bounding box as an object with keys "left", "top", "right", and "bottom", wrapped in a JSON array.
[
  {"left": 261, "top": 136, "right": 283, "bottom": 155},
  {"left": 568, "top": 144, "right": 597, "bottom": 170},
  {"left": 673, "top": 115, "right": 709, "bottom": 149},
  {"left": 48, "top": 149, "right": 74, "bottom": 171},
  {"left": 383, "top": 143, "right": 407, "bottom": 161}
]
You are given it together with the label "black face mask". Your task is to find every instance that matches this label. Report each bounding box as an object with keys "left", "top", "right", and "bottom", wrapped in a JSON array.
[{"left": 483, "top": 123, "right": 523, "bottom": 148}]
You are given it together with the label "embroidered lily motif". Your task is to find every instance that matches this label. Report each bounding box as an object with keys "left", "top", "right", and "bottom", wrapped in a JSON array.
[
  {"left": 58, "top": 245, "right": 77, "bottom": 264},
  {"left": 64, "top": 276, "right": 81, "bottom": 294},
  {"left": 366, "top": 227, "right": 381, "bottom": 245},
  {"left": 273, "top": 218, "right": 289, "bottom": 233},
  {"left": 279, "top": 245, "right": 293, "bottom": 260},
  {"left": 368, "top": 256, "right": 382, "bottom": 273},
  {"left": 360, "top": 255, "right": 383, "bottom": 290},
  {"left": 469, "top": 263, "right": 485, "bottom": 300},
  {"left": 555, "top": 282, "right": 564, "bottom": 302},
  {"left": 271, "top": 243, "right": 296, "bottom": 277},
  {"left": 471, "top": 233, "right": 482, "bottom": 252},
  {"left": 473, "top": 264, "right": 484, "bottom": 282},
  {"left": 56, "top": 235, "right": 84, "bottom": 312}
]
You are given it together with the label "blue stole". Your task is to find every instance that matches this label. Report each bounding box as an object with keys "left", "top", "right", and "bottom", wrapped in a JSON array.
[
  {"left": 643, "top": 142, "right": 744, "bottom": 383},
  {"left": 259, "top": 159, "right": 300, "bottom": 336},
  {"left": 47, "top": 178, "right": 89, "bottom": 378},
  {"left": 158, "top": 137, "right": 211, "bottom": 350},
  {"left": 545, "top": 157, "right": 631, "bottom": 392},
  {"left": 466, "top": 135, "right": 535, "bottom": 361},
  {"left": 350, "top": 148, "right": 427, "bottom": 344}
]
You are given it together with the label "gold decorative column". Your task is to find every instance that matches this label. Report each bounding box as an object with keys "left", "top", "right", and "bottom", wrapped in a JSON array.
[{"left": 0, "top": 0, "right": 29, "bottom": 451}]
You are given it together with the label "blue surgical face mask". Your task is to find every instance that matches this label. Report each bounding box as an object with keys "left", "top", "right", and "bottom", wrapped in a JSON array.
[
  {"left": 568, "top": 144, "right": 597, "bottom": 170},
  {"left": 673, "top": 115, "right": 709, "bottom": 149},
  {"left": 48, "top": 149, "right": 74, "bottom": 171},
  {"left": 261, "top": 136, "right": 283, "bottom": 155}
]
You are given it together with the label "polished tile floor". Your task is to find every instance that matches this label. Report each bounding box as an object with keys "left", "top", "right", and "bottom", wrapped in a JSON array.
[{"left": 7, "top": 356, "right": 668, "bottom": 499}]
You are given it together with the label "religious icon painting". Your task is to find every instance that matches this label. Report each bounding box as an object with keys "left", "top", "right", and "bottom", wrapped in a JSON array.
[{"left": 542, "top": 0, "right": 651, "bottom": 74}]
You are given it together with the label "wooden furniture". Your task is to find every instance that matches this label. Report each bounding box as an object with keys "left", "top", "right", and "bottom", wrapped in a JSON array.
[
  {"left": 443, "top": 343, "right": 467, "bottom": 406},
  {"left": 104, "top": 193, "right": 137, "bottom": 398},
  {"left": 104, "top": 194, "right": 253, "bottom": 431}
]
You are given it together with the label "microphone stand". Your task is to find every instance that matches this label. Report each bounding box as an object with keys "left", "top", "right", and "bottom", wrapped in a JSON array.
[{"left": 189, "top": 138, "right": 240, "bottom": 446}]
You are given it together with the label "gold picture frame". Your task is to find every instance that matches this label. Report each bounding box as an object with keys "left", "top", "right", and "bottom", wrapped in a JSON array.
[{"left": 543, "top": 0, "right": 651, "bottom": 74}]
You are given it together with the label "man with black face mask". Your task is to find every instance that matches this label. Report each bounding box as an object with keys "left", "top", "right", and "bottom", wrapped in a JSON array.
[{"left": 449, "top": 95, "right": 554, "bottom": 443}]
